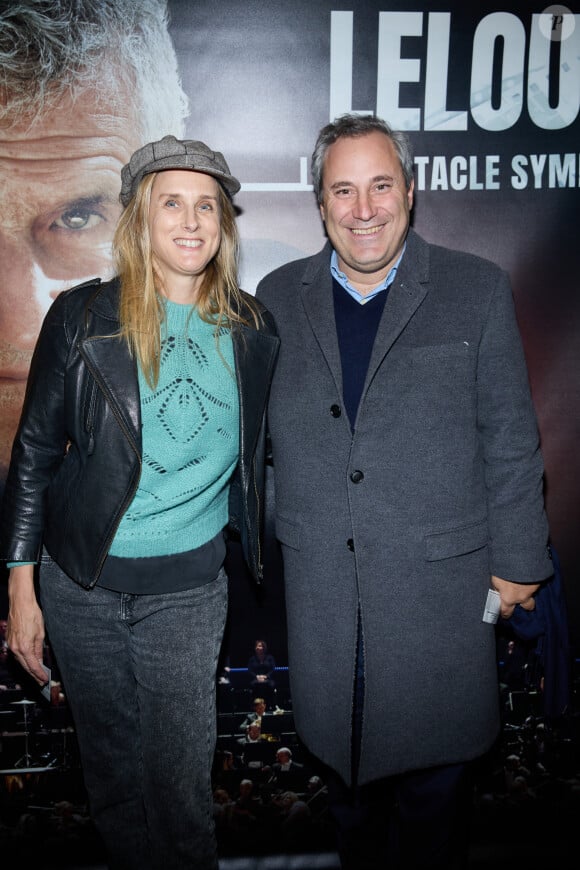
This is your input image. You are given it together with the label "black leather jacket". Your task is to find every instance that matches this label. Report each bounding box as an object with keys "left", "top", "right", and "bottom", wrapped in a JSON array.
[{"left": 0, "top": 278, "right": 279, "bottom": 588}]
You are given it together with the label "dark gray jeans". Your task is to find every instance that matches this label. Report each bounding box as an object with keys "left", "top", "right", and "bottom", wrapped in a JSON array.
[{"left": 40, "top": 553, "right": 227, "bottom": 870}]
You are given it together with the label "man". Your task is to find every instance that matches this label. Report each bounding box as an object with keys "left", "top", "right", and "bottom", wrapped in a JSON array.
[
  {"left": 256, "top": 114, "right": 553, "bottom": 868},
  {"left": 240, "top": 696, "right": 268, "bottom": 731},
  {"left": 242, "top": 722, "right": 265, "bottom": 744},
  {"left": 269, "top": 746, "right": 307, "bottom": 792},
  {"left": 0, "top": 0, "right": 188, "bottom": 484},
  {"left": 237, "top": 721, "right": 274, "bottom": 771}
]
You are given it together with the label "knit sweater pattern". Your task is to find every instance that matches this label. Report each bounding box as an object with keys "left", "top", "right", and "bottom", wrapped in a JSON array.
[{"left": 109, "top": 299, "right": 239, "bottom": 558}]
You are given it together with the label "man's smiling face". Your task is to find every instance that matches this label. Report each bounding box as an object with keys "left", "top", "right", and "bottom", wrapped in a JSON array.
[{"left": 319, "top": 130, "right": 414, "bottom": 295}]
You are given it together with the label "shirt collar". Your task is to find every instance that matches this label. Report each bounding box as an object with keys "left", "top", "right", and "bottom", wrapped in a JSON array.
[{"left": 330, "top": 244, "right": 406, "bottom": 305}]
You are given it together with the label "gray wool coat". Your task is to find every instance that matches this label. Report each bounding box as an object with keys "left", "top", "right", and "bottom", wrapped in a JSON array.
[{"left": 256, "top": 228, "right": 552, "bottom": 786}]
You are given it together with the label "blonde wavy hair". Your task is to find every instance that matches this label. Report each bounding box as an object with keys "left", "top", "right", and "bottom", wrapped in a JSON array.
[{"left": 113, "top": 172, "right": 261, "bottom": 388}]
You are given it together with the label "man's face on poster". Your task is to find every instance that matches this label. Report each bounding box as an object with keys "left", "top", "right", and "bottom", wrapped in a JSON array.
[{"left": 0, "top": 81, "right": 141, "bottom": 479}]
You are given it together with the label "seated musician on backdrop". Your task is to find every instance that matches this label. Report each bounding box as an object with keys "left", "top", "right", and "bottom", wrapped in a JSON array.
[
  {"left": 240, "top": 697, "right": 267, "bottom": 732},
  {"left": 237, "top": 721, "right": 276, "bottom": 770},
  {"left": 269, "top": 747, "right": 308, "bottom": 793}
]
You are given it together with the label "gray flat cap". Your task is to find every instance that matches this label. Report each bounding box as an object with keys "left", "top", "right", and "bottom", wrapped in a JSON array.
[{"left": 120, "top": 135, "right": 240, "bottom": 206}]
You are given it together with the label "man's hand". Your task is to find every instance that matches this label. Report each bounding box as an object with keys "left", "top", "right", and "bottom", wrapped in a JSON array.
[
  {"left": 6, "top": 565, "right": 47, "bottom": 685},
  {"left": 491, "top": 575, "right": 540, "bottom": 621}
]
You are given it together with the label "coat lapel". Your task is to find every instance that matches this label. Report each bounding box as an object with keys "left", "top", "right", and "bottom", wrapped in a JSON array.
[
  {"left": 300, "top": 244, "right": 344, "bottom": 398},
  {"left": 361, "top": 229, "right": 430, "bottom": 398}
]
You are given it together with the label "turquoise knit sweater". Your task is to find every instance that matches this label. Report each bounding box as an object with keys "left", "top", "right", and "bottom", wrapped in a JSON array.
[{"left": 108, "top": 299, "right": 239, "bottom": 558}]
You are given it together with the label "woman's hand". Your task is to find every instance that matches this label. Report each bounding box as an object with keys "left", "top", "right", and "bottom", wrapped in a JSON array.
[{"left": 7, "top": 565, "right": 47, "bottom": 684}]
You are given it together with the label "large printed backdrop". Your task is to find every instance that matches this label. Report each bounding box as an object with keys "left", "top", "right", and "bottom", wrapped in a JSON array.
[
  {"left": 169, "top": 0, "right": 580, "bottom": 649},
  {"left": 0, "top": 2, "right": 578, "bottom": 658}
]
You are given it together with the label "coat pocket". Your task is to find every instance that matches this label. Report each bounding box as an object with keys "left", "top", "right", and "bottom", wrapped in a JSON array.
[
  {"left": 275, "top": 514, "right": 301, "bottom": 550},
  {"left": 424, "top": 520, "right": 488, "bottom": 561},
  {"left": 405, "top": 341, "right": 471, "bottom": 361}
]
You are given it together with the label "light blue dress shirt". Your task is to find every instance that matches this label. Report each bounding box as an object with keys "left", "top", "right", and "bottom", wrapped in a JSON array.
[{"left": 330, "top": 244, "right": 406, "bottom": 304}]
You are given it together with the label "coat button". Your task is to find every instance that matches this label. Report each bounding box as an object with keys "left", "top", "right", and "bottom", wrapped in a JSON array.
[
  {"left": 330, "top": 404, "right": 341, "bottom": 418},
  {"left": 347, "top": 538, "right": 354, "bottom": 552},
  {"left": 350, "top": 470, "right": 364, "bottom": 483}
]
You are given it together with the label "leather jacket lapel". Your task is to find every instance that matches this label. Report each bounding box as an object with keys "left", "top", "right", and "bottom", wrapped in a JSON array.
[
  {"left": 233, "top": 323, "right": 279, "bottom": 462},
  {"left": 79, "top": 335, "right": 141, "bottom": 455}
]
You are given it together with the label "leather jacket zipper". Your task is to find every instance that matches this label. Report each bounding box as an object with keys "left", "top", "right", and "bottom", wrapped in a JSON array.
[
  {"left": 84, "top": 379, "right": 97, "bottom": 455},
  {"left": 90, "top": 394, "right": 141, "bottom": 588}
]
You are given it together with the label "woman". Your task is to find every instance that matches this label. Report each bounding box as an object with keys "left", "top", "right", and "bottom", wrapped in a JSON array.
[
  {"left": 0, "top": 136, "right": 279, "bottom": 869},
  {"left": 248, "top": 638, "right": 277, "bottom": 695}
]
